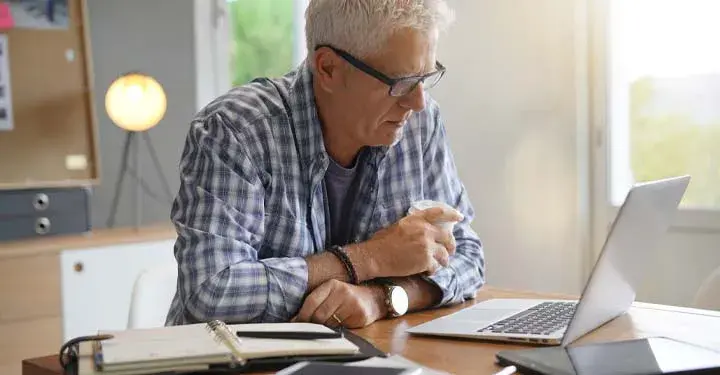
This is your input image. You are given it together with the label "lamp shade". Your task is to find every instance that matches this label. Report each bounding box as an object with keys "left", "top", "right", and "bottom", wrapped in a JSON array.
[{"left": 105, "top": 73, "right": 167, "bottom": 132}]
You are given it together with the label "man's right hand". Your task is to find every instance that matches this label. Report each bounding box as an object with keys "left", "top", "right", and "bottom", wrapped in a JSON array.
[{"left": 350, "top": 207, "right": 464, "bottom": 280}]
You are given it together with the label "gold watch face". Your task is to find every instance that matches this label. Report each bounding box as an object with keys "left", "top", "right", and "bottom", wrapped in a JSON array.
[{"left": 389, "top": 285, "right": 409, "bottom": 316}]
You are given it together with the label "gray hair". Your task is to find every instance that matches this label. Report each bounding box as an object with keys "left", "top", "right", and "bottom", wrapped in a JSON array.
[{"left": 305, "top": 0, "right": 455, "bottom": 62}]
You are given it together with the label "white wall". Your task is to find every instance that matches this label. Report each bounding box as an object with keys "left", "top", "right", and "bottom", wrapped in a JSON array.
[
  {"left": 435, "top": 0, "right": 720, "bottom": 307},
  {"left": 433, "top": 0, "right": 589, "bottom": 295}
]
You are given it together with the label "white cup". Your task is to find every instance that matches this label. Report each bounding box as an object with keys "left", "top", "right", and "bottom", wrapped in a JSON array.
[{"left": 407, "top": 200, "right": 461, "bottom": 232}]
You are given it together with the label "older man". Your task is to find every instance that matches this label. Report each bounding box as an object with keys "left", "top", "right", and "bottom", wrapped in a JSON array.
[{"left": 166, "top": 0, "right": 485, "bottom": 328}]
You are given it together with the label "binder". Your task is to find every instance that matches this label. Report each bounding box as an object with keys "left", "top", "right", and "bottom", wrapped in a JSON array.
[{"left": 59, "top": 320, "right": 386, "bottom": 375}]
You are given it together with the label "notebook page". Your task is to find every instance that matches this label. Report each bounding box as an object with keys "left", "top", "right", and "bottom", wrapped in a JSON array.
[
  {"left": 98, "top": 322, "right": 360, "bottom": 369},
  {"left": 99, "top": 323, "right": 232, "bottom": 367},
  {"left": 227, "top": 323, "right": 360, "bottom": 359},
  {"left": 79, "top": 341, "right": 209, "bottom": 375}
]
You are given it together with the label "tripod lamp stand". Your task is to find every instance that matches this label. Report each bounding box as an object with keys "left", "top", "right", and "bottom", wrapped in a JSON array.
[{"left": 105, "top": 72, "right": 173, "bottom": 228}]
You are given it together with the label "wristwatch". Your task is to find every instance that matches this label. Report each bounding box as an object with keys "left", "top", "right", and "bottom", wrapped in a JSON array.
[{"left": 378, "top": 281, "right": 409, "bottom": 318}]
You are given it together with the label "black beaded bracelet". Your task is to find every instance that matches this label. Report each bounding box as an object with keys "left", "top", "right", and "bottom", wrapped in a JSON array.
[{"left": 327, "top": 245, "right": 359, "bottom": 285}]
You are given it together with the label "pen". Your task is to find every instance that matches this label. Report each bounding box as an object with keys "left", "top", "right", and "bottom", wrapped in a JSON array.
[
  {"left": 235, "top": 331, "right": 343, "bottom": 340},
  {"left": 492, "top": 365, "right": 516, "bottom": 375}
]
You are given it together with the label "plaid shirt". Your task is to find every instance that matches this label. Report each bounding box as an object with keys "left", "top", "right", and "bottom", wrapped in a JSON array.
[{"left": 165, "top": 61, "right": 485, "bottom": 325}]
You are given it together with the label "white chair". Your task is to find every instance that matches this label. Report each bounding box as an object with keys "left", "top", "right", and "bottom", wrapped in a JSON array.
[
  {"left": 127, "top": 262, "right": 178, "bottom": 329},
  {"left": 693, "top": 266, "right": 720, "bottom": 311}
]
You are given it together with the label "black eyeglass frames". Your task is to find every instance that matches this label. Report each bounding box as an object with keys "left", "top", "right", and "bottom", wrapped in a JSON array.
[{"left": 316, "top": 45, "right": 446, "bottom": 97}]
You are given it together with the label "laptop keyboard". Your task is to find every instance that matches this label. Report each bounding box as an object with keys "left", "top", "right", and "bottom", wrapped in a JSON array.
[{"left": 478, "top": 301, "right": 577, "bottom": 336}]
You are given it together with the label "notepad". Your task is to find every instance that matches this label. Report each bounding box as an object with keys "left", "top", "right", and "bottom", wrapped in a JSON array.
[{"left": 92, "top": 321, "right": 360, "bottom": 374}]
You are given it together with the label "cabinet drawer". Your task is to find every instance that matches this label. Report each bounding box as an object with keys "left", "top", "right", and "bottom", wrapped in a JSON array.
[
  {"left": 0, "top": 211, "right": 90, "bottom": 242},
  {"left": 0, "top": 187, "right": 90, "bottom": 217},
  {"left": 61, "top": 239, "right": 176, "bottom": 341},
  {"left": 0, "top": 317, "right": 62, "bottom": 375},
  {"left": 0, "top": 254, "right": 60, "bottom": 322}
]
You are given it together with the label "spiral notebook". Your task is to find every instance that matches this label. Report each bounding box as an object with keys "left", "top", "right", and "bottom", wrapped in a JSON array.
[{"left": 69, "top": 320, "right": 378, "bottom": 375}]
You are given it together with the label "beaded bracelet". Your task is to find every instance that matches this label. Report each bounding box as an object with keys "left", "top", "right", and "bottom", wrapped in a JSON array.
[{"left": 327, "top": 245, "right": 359, "bottom": 285}]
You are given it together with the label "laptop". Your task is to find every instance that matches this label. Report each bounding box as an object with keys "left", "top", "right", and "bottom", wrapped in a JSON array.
[{"left": 406, "top": 175, "right": 691, "bottom": 346}]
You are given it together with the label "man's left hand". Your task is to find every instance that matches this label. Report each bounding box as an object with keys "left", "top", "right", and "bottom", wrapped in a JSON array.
[{"left": 294, "top": 279, "right": 387, "bottom": 328}]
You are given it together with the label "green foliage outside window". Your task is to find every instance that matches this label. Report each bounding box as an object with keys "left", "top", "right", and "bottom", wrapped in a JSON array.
[
  {"left": 228, "top": 0, "right": 297, "bottom": 87},
  {"left": 630, "top": 78, "right": 720, "bottom": 208}
]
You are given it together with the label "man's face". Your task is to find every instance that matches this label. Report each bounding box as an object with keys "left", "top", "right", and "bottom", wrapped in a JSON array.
[{"left": 316, "top": 28, "right": 439, "bottom": 147}]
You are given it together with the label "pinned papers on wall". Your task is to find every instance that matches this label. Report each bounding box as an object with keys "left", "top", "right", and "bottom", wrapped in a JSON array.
[
  {"left": 0, "top": 35, "right": 14, "bottom": 131},
  {"left": 9, "top": 0, "right": 68, "bottom": 30},
  {"left": 0, "top": 3, "right": 15, "bottom": 30}
]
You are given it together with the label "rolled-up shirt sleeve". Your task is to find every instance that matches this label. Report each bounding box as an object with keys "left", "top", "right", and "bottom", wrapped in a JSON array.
[
  {"left": 421, "top": 110, "right": 486, "bottom": 306},
  {"left": 171, "top": 114, "right": 308, "bottom": 323}
]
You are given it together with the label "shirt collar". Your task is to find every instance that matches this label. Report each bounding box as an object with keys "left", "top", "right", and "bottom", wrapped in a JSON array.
[{"left": 288, "top": 60, "right": 327, "bottom": 167}]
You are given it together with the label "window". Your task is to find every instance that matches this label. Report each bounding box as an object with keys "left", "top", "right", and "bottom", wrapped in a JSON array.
[
  {"left": 226, "top": 0, "right": 308, "bottom": 86},
  {"left": 604, "top": 0, "right": 720, "bottom": 210}
]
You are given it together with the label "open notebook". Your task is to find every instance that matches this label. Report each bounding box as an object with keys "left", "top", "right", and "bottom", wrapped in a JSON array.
[{"left": 73, "top": 320, "right": 366, "bottom": 375}]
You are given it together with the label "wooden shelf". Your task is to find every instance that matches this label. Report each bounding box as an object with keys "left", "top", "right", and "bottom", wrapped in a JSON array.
[{"left": 0, "top": 223, "right": 176, "bottom": 259}]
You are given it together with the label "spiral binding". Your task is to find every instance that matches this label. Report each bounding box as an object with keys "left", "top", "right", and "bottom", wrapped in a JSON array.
[{"left": 206, "top": 320, "right": 246, "bottom": 366}]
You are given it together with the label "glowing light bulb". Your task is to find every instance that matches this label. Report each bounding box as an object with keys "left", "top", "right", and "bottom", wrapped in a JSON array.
[{"left": 105, "top": 73, "right": 167, "bottom": 132}]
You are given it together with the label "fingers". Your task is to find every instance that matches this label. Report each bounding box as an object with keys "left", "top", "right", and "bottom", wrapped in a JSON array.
[
  {"left": 421, "top": 243, "right": 447, "bottom": 277},
  {"left": 416, "top": 207, "right": 461, "bottom": 258},
  {"left": 327, "top": 300, "right": 355, "bottom": 328},
  {"left": 432, "top": 243, "right": 450, "bottom": 268},
  {"left": 432, "top": 225, "right": 456, "bottom": 256},
  {"left": 296, "top": 280, "right": 349, "bottom": 328},
  {"left": 295, "top": 281, "right": 334, "bottom": 323},
  {"left": 299, "top": 283, "right": 380, "bottom": 329},
  {"left": 325, "top": 288, "right": 377, "bottom": 329},
  {"left": 323, "top": 312, "right": 344, "bottom": 329},
  {"left": 425, "top": 256, "right": 442, "bottom": 275},
  {"left": 310, "top": 287, "right": 345, "bottom": 325},
  {"left": 417, "top": 206, "right": 463, "bottom": 225}
]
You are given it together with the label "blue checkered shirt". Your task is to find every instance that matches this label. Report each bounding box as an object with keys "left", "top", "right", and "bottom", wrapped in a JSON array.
[{"left": 165, "top": 61, "right": 485, "bottom": 325}]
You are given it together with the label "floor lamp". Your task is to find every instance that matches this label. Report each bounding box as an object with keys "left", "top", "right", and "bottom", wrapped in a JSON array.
[{"left": 105, "top": 72, "right": 173, "bottom": 228}]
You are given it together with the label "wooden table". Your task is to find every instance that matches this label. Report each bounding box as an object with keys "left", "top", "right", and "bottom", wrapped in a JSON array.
[{"left": 21, "top": 287, "right": 720, "bottom": 375}]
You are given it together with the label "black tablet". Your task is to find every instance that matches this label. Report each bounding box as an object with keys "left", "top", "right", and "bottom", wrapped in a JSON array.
[
  {"left": 496, "top": 337, "right": 720, "bottom": 375},
  {"left": 276, "top": 361, "right": 423, "bottom": 375}
]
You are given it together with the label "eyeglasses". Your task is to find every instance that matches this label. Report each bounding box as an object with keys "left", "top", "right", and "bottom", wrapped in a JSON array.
[{"left": 316, "top": 45, "right": 446, "bottom": 97}]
